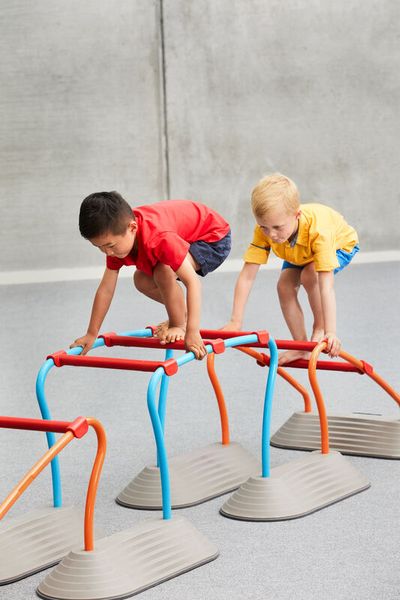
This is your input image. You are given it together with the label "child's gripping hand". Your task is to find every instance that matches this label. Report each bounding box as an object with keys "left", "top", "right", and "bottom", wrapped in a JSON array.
[
  {"left": 185, "top": 329, "right": 207, "bottom": 360},
  {"left": 325, "top": 332, "right": 341, "bottom": 358},
  {"left": 70, "top": 333, "right": 96, "bottom": 356}
]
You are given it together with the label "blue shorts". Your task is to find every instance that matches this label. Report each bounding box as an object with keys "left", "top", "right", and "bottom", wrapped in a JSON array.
[
  {"left": 189, "top": 231, "right": 232, "bottom": 277},
  {"left": 282, "top": 244, "right": 360, "bottom": 275}
]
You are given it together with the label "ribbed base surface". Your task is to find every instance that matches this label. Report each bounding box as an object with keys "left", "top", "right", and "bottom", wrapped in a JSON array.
[
  {"left": 220, "top": 451, "right": 370, "bottom": 521},
  {"left": 117, "top": 442, "right": 259, "bottom": 509},
  {"left": 0, "top": 506, "right": 82, "bottom": 585},
  {"left": 270, "top": 411, "right": 400, "bottom": 458},
  {"left": 37, "top": 515, "right": 219, "bottom": 600}
]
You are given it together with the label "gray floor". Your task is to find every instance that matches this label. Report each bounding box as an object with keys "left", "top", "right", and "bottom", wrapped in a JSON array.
[{"left": 0, "top": 262, "right": 399, "bottom": 600}]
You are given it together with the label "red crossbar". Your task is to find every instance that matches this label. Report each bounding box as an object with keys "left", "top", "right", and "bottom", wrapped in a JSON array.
[
  {"left": 100, "top": 333, "right": 226, "bottom": 354},
  {"left": 47, "top": 352, "right": 178, "bottom": 376},
  {"left": 0, "top": 416, "right": 89, "bottom": 438},
  {"left": 256, "top": 353, "right": 363, "bottom": 373}
]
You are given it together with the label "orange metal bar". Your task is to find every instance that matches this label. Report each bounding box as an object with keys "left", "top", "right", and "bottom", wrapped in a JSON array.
[
  {"left": 206, "top": 353, "right": 230, "bottom": 445},
  {"left": 83, "top": 418, "right": 107, "bottom": 551},
  {"left": 236, "top": 346, "right": 312, "bottom": 413},
  {"left": 308, "top": 341, "right": 330, "bottom": 454},
  {"left": 339, "top": 350, "right": 400, "bottom": 407},
  {"left": 0, "top": 431, "right": 75, "bottom": 520}
]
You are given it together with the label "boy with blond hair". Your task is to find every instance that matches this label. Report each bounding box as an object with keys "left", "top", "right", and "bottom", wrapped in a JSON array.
[
  {"left": 70, "top": 192, "right": 231, "bottom": 360},
  {"left": 224, "top": 173, "right": 359, "bottom": 364}
]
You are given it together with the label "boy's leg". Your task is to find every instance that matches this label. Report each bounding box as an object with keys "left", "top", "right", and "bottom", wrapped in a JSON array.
[
  {"left": 277, "top": 268, "right": 310, "bottom": 365},
  {"left": 134, "top": 267, "right": 186, "bottom": 341},
  {"left": 300, "top": 262, "right": 325, "bottom": 342}
]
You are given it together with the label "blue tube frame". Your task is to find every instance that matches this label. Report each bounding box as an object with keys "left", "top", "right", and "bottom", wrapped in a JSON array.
[
  {"left": 35, "top": 329, "right": 153, "bottom": 507},
  {"left": 147, "top": 333, "right": 279, "bottom": 520}
]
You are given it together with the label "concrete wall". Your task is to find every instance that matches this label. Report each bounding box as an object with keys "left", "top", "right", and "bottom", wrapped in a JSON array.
[
  {"left": 0, "top": 0, "right": 165, "bottom": 271},
  {"left": 1, "top": 1, "right": 399, "bottom": 272}
]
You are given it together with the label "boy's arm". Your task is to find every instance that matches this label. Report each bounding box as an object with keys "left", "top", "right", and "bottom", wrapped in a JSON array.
[
  {"left": 318, "top": 270, "right": 340, "bottom": 357},
  {"left": 175, "top": 256, "right": 206, "bottom": 360},
  {"left": 70, "top": 267, "right": 119, "bottom": 355},
  {"left": 222, "top": 262, "right": 260, "bottom": 330}
]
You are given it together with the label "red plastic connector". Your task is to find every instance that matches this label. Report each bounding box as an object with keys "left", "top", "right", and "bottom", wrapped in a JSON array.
[
  {"left": 146, "top": 325, "right": 157, "bottom": 335},
  {"left": 161, "top": 358, "right": 179, "bottom": 376},
  {"left": 47, "top": 350, "right": 68, "bottom": 367},
  {"left": 361, "top": 360, "right": 374, "bottom": 376},
  {"left": 204, "top": 338, "right": 225, "bottom": 354},
  {"left": 99, "top": 332, "right": 117, "bottom": 347},
  {"left": 66, "top": 416, "right": 89, "bottom": 439},
  {"left": 252, "top": 330, "right": 269, "bottom": 345},
  {"left": 256, "top": 353, "right": 268, "bottom": 367}
]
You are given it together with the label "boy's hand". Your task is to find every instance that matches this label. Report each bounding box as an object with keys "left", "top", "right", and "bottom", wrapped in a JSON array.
[
  {"left": 70, "top": 333, "right": 96, "bottom": 356},
  {"left": 220, "top": 319, "right": 242, "bottom": 332},
  {"left": 185, "top": 329, "right": 207, "bottom": 360},
  {"left": 325, "top": 332, "right": 341, "bottom": 358}
]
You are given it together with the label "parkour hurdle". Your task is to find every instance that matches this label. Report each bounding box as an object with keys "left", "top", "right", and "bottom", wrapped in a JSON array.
[
  {"left": 219, "top": 339, "right": 371, "bottom": 521},
  {"left": 35, "top": 329, "right": 274, "bottom": 510},
  {"left": 0, "top": 415, "right": 105, "bottom": 585},
  {"left": 36, "top": 334, "right": 276, "bottom": 600},
  {"left": 267, "top": 341, "right": 400, "bottom": 459}
]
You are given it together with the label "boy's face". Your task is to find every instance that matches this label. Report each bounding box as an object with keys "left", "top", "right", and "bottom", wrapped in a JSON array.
[
  {"left": 90, "top": 220, "right": 137, "bottom": 259},
  {"left": 256, "top": 208, "right": 301, "bottom": 244}
]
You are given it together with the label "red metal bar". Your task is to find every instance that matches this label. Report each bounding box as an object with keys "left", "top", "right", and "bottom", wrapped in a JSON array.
[
  {"left": 47, "top": 353, "right": 178, "bottom": 375},
  {"left": 0, "top": 416, "right": 89, "bottom": 437},
  {"left": 259, "top": 355, "right": 363, "bottom": 373}
]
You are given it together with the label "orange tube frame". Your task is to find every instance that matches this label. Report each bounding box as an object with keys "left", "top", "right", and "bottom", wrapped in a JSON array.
[
  {"left": 206, "top": 353, "right": 230, "bottom": 444},
  {"left": 0, "top": 417, "right": 106, "bottom": 552}
]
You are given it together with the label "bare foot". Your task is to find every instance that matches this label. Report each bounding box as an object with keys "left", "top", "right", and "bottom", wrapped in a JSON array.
[
  {"left": 159, "top": 326, "right": 186, "bottom": 344},
  {"left": 155, "top": 320, "right": 169, "bottom": 338},
  {"left": 278, "top": 349, "right": 310, "bottom": 366}
]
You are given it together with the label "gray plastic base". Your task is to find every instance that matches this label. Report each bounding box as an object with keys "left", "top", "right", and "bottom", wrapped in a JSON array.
[
  {"left": 270, "top": 411, "right": 400, "bottom": 459},
  {"left": 0, "top": 506, "right": 82, "bottom": 585},
  {"left": 37, "top": 515, "right": 219, "bottom": 600},
  {"left": 117, "top": 442, "right": 259, "bottom": 509},
  {"left": 220, "top": 451, "right": 370, "bottom": 521}
]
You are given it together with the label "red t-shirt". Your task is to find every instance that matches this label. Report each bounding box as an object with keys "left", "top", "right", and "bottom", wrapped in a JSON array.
[{"left": 106, "top": 200, "right": 230, "bottom": 276}]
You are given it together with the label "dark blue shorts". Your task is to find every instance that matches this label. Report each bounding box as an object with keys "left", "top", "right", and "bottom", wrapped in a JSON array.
[
  {"left": 189, "top": 231, "right": 232, "bottom": 277},
  {"left": 281, "top": 244, "right": 360, "bottom": 275}
]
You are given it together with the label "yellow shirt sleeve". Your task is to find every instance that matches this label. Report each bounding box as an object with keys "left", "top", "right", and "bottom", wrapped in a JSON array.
[{"left": 243, "top": 225, "right": 270, "bottom": 264}]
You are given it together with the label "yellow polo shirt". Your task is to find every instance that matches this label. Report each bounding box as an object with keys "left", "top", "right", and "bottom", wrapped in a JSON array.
[{"left": 244, "top": 203, "right": 359, "bottom": 272}]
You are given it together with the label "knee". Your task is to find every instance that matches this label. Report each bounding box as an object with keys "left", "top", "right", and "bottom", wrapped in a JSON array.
[
  {"left": 277, "top": 277, "right": 299, "bottom": 301},
  {"left": 300, "top": 267, "right": 318, "bottom": 291},
  {"left": 153, "top": 262, "right": 175, "bottom": 285},
  {"left": 133, "top": 269, "right": 147, "bottom": 292}
]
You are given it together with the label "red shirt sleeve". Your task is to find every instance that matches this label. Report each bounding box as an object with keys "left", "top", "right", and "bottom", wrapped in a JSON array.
[{"left": 106, "top": 255, "right": 123, "bottom": 270}]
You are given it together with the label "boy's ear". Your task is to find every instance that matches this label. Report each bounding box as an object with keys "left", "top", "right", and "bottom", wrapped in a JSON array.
[
  {"left": 296, "top": 209, "right": 302, "bottom": 219},
  {"left": 128, "top": 220, "right": 138, "bottom": 233}
]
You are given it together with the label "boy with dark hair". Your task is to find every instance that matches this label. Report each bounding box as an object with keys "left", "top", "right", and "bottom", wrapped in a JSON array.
[{"left": 71, "top": 192, "right": 231, "bottom": 359}]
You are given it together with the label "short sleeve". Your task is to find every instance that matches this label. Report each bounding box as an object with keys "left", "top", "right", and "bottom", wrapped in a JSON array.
[
  {"left": 150, "top": 232, "right": 190, "bottom": 272},
  {"left": 311, "top": 230, "right": 339, "bottom": 271},
  {"left": 243, "top": 225, "right": 270, "bottom": 264},
  {"left": 106, "top": 256, "right": 123, "bottom": 270}
]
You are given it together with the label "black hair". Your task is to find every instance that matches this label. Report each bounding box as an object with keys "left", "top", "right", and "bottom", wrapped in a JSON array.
[{"left": 79, "top": 191, "right": 134, "bottom": 239}]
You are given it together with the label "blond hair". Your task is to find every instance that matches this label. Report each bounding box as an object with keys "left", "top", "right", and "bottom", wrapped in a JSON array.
[{"left": 251, "top": 173, "right": 300, "bottom": 218}]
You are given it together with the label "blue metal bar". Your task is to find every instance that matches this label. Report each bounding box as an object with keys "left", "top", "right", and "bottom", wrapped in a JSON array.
[
  {"left": 147, "top": 367, "right": 171, "bottom": 519},
  {"left": 158, "top": 349, "right": 174, "bottom": 431},
  {"left": 261, "top": 338, "right": 278, "bottom": 477},
  {"left": 35, "top": 328, "right": 153, "bottom": 507},
  {"left": 156, "top": 348, "right": 173, "bottom": 468}
]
